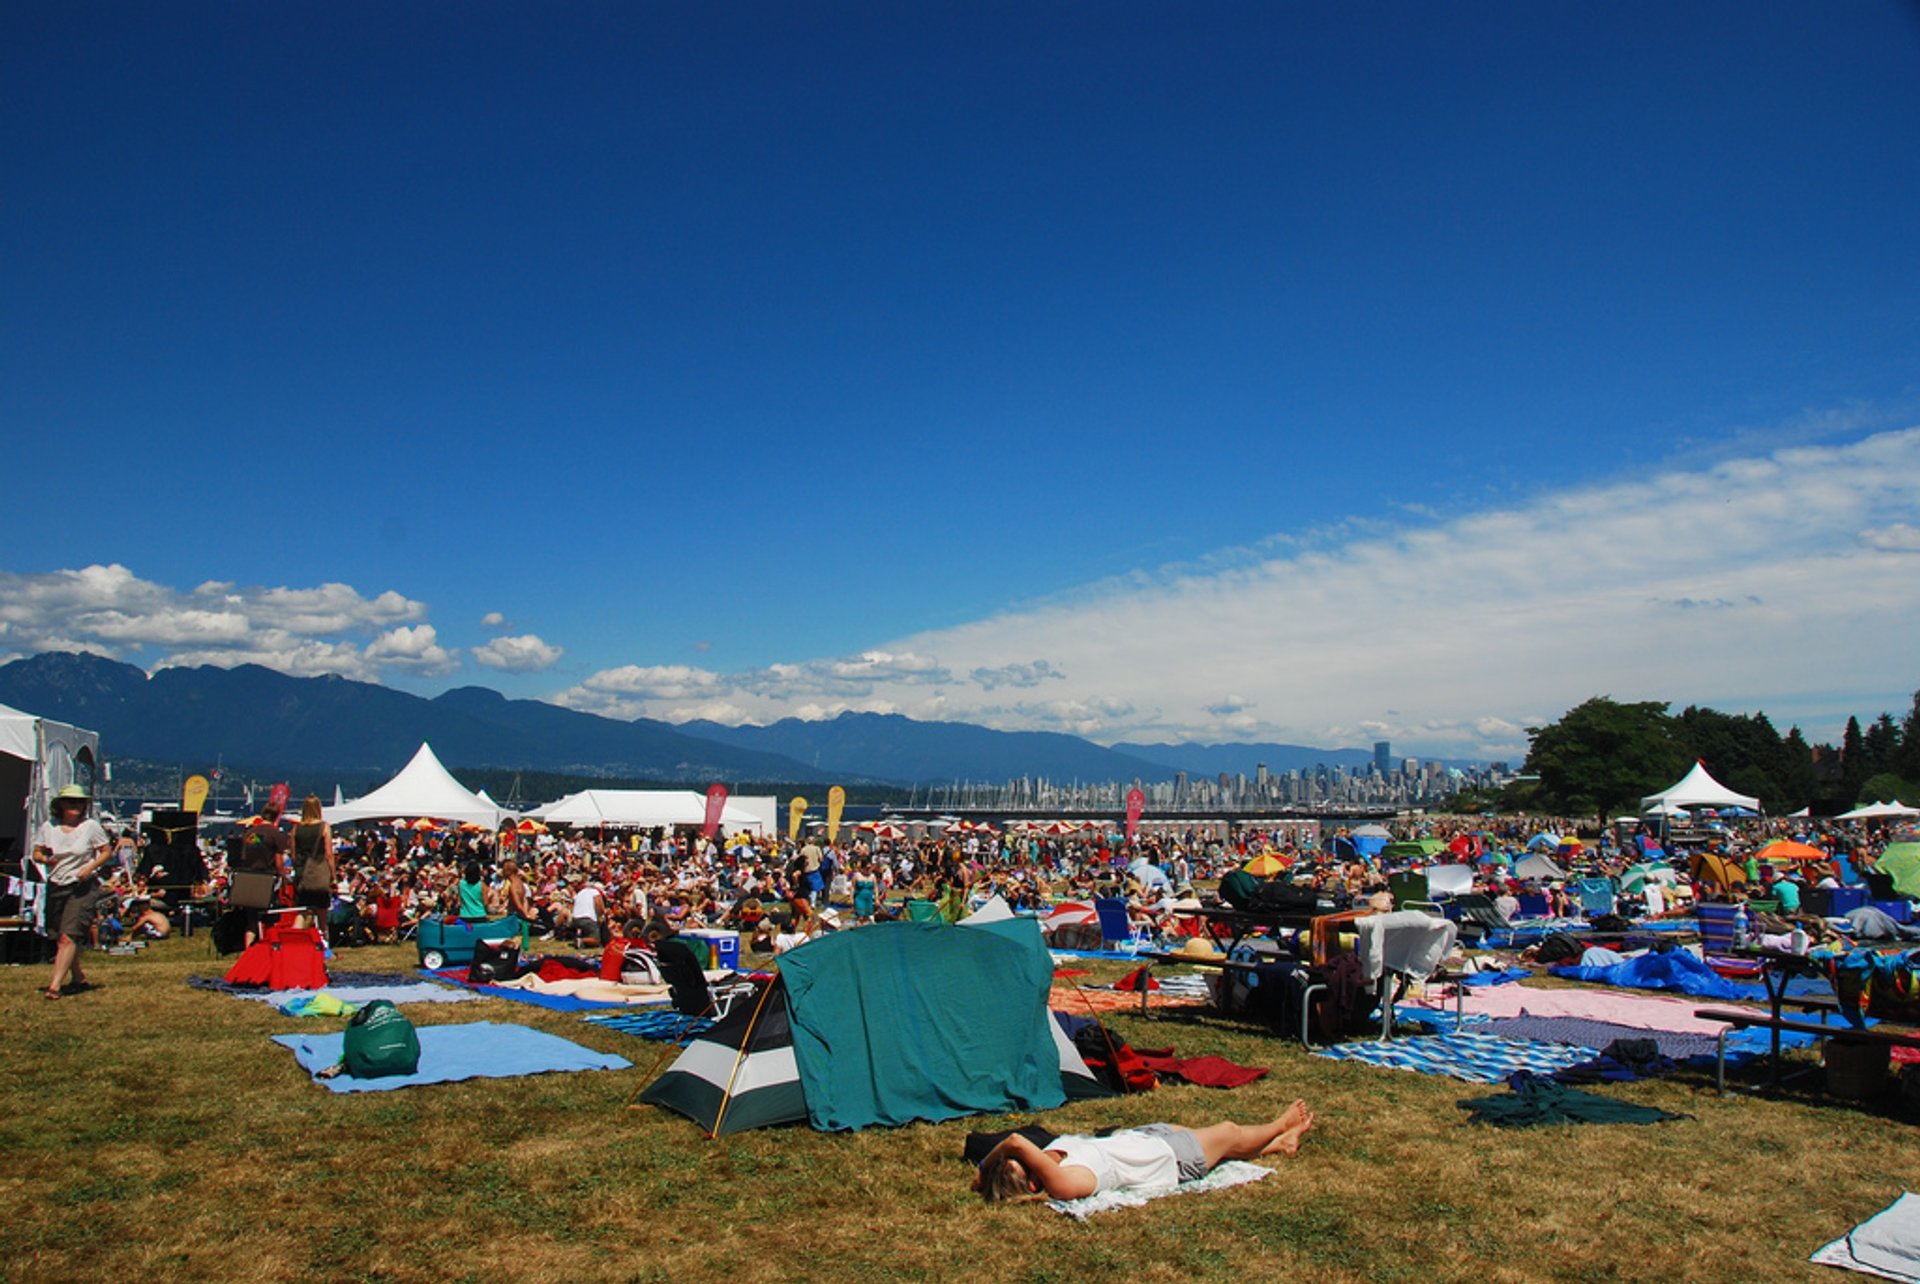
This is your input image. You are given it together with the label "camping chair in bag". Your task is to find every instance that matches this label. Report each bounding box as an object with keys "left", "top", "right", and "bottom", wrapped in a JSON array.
[{"left": 1093, "top": 897, "right": 1152, "bottom": 953}]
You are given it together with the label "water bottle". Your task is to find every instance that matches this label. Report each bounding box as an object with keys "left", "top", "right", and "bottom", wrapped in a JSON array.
[
  {"left": 1789, "top": 926, "right": 1808, "bottom": 955},
  {"left": 1733, "top": 904, "right": 1750, "bottom": 948}
]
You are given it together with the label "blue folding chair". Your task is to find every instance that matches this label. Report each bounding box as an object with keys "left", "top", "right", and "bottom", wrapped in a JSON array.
[{"left": 1093, "top": 897, "right": 1151, "bottom": 953}]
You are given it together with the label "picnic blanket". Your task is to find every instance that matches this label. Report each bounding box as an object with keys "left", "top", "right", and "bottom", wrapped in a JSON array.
[
  {"left": 273, "top": 1021, "right": 630, "bottom": 1093},
  {"left": 1810, "top": 1191, "right": 1920, "bottom": 1282},
  {"left": 426, "top": 968, "right": 672, "bottom": 1011},
  {"left": 1047, "top": 1160, "right": 1271, "bottom": 1220},
  {"left": 238, "top": 983, "right": 479, "bottom": 1009},
  {"left": 1457, "top": 1072, "right": 1686, "bottom": 1127},
  {"left": 189, "top": 970, "right": 416, "bottom": 997},
  {"left": 582, "top": 1009, "right": 715, "bottom": 1042},
  {"left": 1312, "top": 1031, "right": 1591, "bottom": 1084},
  {"left": 1477, "top": 1013, "right": 1824, "bottom": 1065},
  {"left": 1437, "top": 983, "right": 1764, "bottom": 1036}
]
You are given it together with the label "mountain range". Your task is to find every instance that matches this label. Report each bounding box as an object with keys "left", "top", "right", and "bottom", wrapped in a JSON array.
[{"left": 0, "top": 651, "right": 1414, "bottom": 786}]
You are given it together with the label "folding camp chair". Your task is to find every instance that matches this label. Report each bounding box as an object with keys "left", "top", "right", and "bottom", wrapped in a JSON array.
[
  {"left": 655, "top": 937, "right": 755, "bottom": 1021},
  {"left": 1092, "top": 897, "right": 1152, "bottom": 953},
  {"left": 1388, "top": 872, "right": 1441, "bottom": 917}
]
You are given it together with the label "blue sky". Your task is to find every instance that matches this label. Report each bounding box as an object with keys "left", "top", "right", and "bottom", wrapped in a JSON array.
[{"left": 3, "top": 3, "right": 1918, "bottom": 758}]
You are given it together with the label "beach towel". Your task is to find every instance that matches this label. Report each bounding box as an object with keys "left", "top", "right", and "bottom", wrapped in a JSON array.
[
  {"left": 1810, "top": 1192, "right": 1920, "bottom": 1282},
  {"left": 1312, "top": 1031, "right": 1590, "bottom": 1084},
  {"left": 273, "top": 1021, "right": 630, "bottom": 1092},
  {"left": 1047, "top": 1160, "right": 1271, "bottom": 1220},
  {"left": 1131, "top": 1049, "right": 1269, "bottom": 1089},
  {"left": 1457, "top": 1072, "right": 1686, "bottom": 1127}
]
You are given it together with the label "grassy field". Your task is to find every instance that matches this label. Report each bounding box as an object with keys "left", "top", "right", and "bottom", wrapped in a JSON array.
[{"left": 1, "top": 934, "right": 1913, "bottom": 1284}]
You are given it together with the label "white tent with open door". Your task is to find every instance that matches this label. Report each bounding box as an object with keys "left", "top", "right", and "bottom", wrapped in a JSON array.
[
  {"left": 1640, "top": 761, "right": 1760, "bottom": 814},
  {"left": 1, "top": 700, "right": 100, "bottom": 867},
  {"left": 326, "top": 742, "right": 503, "bottom": 827}
]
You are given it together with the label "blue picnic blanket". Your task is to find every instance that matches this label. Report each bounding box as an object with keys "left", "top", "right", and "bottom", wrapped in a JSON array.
[
  {"left": 1459, "top": 968, "right": 1532, "bottom": 987},
  {"left": 1313, "top": 1032, "right": 1591, "bottom": 1084},
  {"left": 274, "top": 1021, "right": 631, "bottom": 1092},
  {"left": 423, "top": 968, "right": 665, "bottom": 1012}
]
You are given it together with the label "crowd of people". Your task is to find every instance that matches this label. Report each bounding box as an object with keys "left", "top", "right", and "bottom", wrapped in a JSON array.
[{"left": 21, "top": 788, "right": 1918, "bottom": 1003}]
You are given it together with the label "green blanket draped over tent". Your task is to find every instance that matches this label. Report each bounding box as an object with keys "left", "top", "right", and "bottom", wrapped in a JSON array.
[{"left": 777, "top": 920, "right": 1066, "bottom": 1131}]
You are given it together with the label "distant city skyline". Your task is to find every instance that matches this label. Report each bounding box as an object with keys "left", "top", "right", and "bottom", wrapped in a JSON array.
[{"left": 4, "top": 5, "right": 1917, "bottom": 760}]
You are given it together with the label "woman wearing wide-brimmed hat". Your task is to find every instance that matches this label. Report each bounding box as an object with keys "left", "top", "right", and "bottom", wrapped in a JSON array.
[{"left": 31, "top": 785, "right": 114, "bottom": 1000}]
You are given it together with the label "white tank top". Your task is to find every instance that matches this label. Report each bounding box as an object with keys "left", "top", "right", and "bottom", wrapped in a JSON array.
[
  {"left": 1048, "top": 1130, "right": 1180, "bottom": 1193},
  {"left": 571, "top": 886, "right": 600, "bottom": 920}
]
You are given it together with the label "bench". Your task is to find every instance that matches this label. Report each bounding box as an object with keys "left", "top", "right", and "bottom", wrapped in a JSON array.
[{"left": 1693, "top": 1006, "right": 1920, "bottom": 1093}]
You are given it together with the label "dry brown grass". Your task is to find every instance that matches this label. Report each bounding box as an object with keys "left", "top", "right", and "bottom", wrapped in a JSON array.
[{"left": 1, "top": 936, "right": 1911, "bottom": 1284}]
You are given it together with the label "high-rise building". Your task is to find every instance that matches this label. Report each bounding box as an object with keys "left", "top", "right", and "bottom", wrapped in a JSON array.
[{"left": 1374, "top": 741, "right": 1392, "bottom": 776}]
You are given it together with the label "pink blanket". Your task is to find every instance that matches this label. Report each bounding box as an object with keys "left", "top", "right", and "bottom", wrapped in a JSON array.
[{"left": 1417, "top": 983, "right": 1762, "bottom": 1036}]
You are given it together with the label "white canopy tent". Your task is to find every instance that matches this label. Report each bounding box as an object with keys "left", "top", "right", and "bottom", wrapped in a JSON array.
[
  {"left": 1, "top": 701, "right": 101, "bottom": 864},
  {"left": 326, "top": 743, "right": 504, "bottom": 827},
  {"left": 1641, "top": 761, "right": 1761, "bottom": 814},
  {"left": 530, "top": 789, "right": 768, "bottom": 835},
  {"left": 1836, "top": 800, "right": 1920, "bottom": 820}
]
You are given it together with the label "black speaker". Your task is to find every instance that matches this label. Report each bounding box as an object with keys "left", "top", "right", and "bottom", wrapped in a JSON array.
[{"left": 140, "top": 810, "right": 206, "bottom": 893}]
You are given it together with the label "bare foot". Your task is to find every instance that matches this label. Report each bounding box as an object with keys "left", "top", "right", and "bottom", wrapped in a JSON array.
[{"left": 1262, "top": 1103, "right": 1315, "bottom": 1156}]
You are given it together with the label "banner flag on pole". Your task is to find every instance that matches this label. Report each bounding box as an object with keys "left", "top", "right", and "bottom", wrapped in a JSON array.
[
  {"left": 183, "top": 775, "right": 210, "bottom": 814},
  {"left": 1125, "top": 787, "right": 1145, "bottom": 843},
  {"left": 826, "top": 786, "right": 846, "bottom": 844},
  {"left": 703, "top": 783, "right": 729, "bottom": 840},
  {"left": 788, "top": 796, "right": 809, "bottom": 842}
]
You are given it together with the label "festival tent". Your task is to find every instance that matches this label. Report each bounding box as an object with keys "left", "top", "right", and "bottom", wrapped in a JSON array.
[
  {"left": 0, "top": 700, "right": 100, "bottom": 861},
  {"left": 325, "top": 743, "right": 504, "bottom": 827},
  {"left": 640, "top": 918, "right": 1108, "bottom": 1136},
  {"left": 1837, "top": 801, "right": 1920, "bottom": 820},
  {"left": 1640, "top": 762, "right": 1760, "bottom": 814},
  {"left": 533, "top": 789, "right": 768, "bottom": 834}
]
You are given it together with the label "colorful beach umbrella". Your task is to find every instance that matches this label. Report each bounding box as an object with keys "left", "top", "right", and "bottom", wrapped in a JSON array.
[
  {"left": 1243, "top": 852, "right": 1288, "bottom": 877},
  {"left": 1754, "top": 839, "right": 1828, "bottom": 863}
]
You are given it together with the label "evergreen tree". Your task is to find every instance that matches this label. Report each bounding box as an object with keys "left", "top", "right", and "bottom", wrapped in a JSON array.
[{"left": 1523, "top": 697, "right": 1690, "bottom": 818}]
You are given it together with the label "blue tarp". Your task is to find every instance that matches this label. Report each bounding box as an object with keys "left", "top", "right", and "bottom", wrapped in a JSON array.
[{"left": 1549, "top": 950, "right": 1747, "bottom": 1000}]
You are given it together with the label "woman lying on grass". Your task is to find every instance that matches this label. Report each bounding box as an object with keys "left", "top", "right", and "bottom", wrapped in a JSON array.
[{"left": 973, "top": 1101, "right": 1314, "bottom": 1202}]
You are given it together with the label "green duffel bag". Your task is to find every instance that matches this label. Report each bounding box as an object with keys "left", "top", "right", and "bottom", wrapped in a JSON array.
[{"left": 340, "top": 999, "right": 421, "bottom": 1079}]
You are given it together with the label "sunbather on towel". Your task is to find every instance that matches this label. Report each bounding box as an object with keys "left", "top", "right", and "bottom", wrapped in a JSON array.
[{"left": 973, "top": 1102, "right": 1314, "bottom": 1202}]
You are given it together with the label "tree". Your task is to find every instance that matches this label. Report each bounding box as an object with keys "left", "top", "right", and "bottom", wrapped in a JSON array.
[
  {"left": 1899, "top": 689, "right": 1920, "bottom": 782},
  {"left": 1857, "top": 772, "right": 1919, "bottom": 808},
  {"left": 1842, "top": 716, "right": 1868, "bottom": 801},
  {"left": 1777, "top": 727, "right": 1818, "bottom": 812},
  {"left": 1523, "top": 697, "right": 1691, "bottom": 819}
]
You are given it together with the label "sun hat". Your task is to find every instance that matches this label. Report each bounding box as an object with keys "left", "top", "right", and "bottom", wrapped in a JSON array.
[
  {"left": 1177, "top": 936, "right": 1225, "bottom": 960},
  {"left": 54, "top": 785, "right": 90, "bottom": 802}
]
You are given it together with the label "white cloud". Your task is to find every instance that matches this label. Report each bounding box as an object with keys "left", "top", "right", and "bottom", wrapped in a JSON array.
[
  {"left": 0, "top": 564, "right": 454, "bottom": 682},
  {"left": 471, "top": 633, "right": 564, "bottom": 673},
  {"left": 481, "top": 611, "right": 508, "bottom": 628},
  {"left": 545, "top": 426, "right": 1920, "bottom": 756},
  {"left": 1861, "top": 523, "right": 1920, "bottom": 553},
  {"left": 364, "top": 624, "right": 459, "bottom": 675}
]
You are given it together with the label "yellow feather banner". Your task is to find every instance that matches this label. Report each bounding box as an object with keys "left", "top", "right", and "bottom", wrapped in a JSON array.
[{"left": 827, "top": 786, "right": 846, "bottom": 844}]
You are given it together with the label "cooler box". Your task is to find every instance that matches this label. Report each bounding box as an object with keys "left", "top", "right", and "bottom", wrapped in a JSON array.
[
  {"left": 682, "top": 929, "right": 739, "bottom": 971},
  {"left": 1826, "top": 886, "right": 1867, "bottom": 917},
  {"left": 1869, "top": 900, "right": 1913, "bottom": 925}
]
